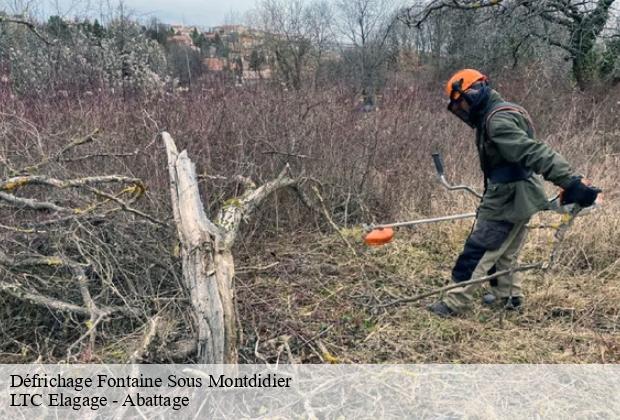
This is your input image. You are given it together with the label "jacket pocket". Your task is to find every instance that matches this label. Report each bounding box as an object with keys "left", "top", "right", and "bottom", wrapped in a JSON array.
[
  {"left": 469, "top": 219, "right": 514, "bottom": 251},
  {"left": 480, "top": 182, "right": 516, "bottom": 214}
]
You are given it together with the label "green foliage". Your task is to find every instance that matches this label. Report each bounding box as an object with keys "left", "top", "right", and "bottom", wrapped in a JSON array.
[
  {"left": 192, "top": 32, "right": 209, "bottom": 53},
  {"left": 249, "top": 48, "right": 266, "bottom": 72},
  {"left": 600, "top": 38, "right": 620, "bottom": 83},
  {"left": 92, "top": 19, "right": 104, "bottom": 38},
  {"left": 166, "top": 44, "right": 203, "bottom": 86},
  {"left": 144, "top": 19, "right": 170, "bottom": 45},
  {"left": 47, "top": 15, "right": 71, "bottom": 39},
  {"left": 210, "top": 33, "right": 229, "bottom": 57}
]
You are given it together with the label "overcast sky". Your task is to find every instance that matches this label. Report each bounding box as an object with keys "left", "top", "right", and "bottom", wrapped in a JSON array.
[{"left": 25, "top": 0, "right": 258, "bottom": 28}]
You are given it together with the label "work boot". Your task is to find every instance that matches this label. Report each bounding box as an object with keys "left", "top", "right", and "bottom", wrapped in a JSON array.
[
  {"left": 482, "top": 293, "right": 497, "bottom": 306},
  {"left": 428, "top": 301, "right": 456, "bottom": 318},
  {"left": 502, "top": 296, "right": 522, "bottom": 310},
  {"left": 483, "top": 294, "right": 522, "bottom": 310}
]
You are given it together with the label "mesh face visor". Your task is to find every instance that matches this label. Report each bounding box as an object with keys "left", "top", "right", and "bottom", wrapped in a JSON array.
[
  {"left": 446, "top": 78, "right": 491, "bottom": 128},
  {"left": 447, "top": 99, "right": 471, "bottom": 124},
  {"left": 449, "top": 79, "right": 465, "bottom": 102},
  {"left": 447, "top": 79, "right": 474, "bottom": 127}
]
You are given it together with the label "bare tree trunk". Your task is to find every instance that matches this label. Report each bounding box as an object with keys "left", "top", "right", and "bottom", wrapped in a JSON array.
[
  {"left": 162, "top": 132, "right": 237, "bottom": 364},
  {"left": 162, "top": 132, "right": 301, "bottom": 364}
]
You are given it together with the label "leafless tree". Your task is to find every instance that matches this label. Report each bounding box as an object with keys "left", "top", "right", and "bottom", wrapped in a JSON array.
[
  {"left": 256, "top": 0, "right": 313, "bottom": 90},
  {"left": 335, "top": 0, "right": 400, "bottom": 105},
  {"left": 304, "top": 0, "right": 336, "bottom": 87},
  {"left": 402, "top": 0, "right": 619, "bottom": 88}
]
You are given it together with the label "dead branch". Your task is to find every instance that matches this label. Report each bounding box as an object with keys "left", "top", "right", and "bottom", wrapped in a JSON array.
[
  {"left": 129, "top": 316, "right": 161, "bottom": 363},
  {"left": 60, "top": 151, "right": 137, "bottom": 163},
  {"left": 0, "top": 15, "right": 54, "bottom": 46},
  {"left": 0, "top": 281, "right": 92, "bottom": 316},
  {"left": 0, "top": 191, "right": 69, "bottom": 212},
  {"left": 376, "top": 262, "right": 543, "bottom": 308},
  {"left": 18, "top": 128, "right": 99, "bottom": 174},
  {"left": 0, "top": 174, "right": 143, "bottom": 192},
  {"left": 216, "top": 163, "right": 299, "bottom": 248},
  {"left": 86, "top": 186, "right": 167, "bottom": 226},
  {"left": 312, "top": 186, "right": 358, "bottom": 257},
  {"left": 0, "top": 250, "right": 135, "bottom": 317}
]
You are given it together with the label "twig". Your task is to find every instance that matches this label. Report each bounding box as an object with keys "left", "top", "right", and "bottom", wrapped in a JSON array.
[
  {"left": 66, "top": 313, "right": 106, "bottom": 361},
  {"left": 311, "top": 186, "right": 358, "bottom": 257},
  {"left": 0, "top": 15, "right": 54, "bottom": 46},
  {"left": 86, "top": 186, "right": 168, "bottom": 227},
  {"left": 17, "top": 129, "right": 99, "bottom": 174},
  {"left": 60, "top": 151, "right": 137, "bottom": 162},
  {"left": 236, "top": 262, "right": 279, "bottom": 274},
  {"left": 129, "top": 316, "right": 161, "bottom": 363},
  {"left": 262, "top": 150, "right": 312, "bottom": 159}
]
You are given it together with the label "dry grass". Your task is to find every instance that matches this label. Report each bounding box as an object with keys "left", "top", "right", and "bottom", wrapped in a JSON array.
[{"left": 236, "top": 203, "right": 620, "bottom": 364}]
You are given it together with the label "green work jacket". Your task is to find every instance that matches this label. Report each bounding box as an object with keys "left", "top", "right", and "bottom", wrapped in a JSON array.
[{"left": 475, "top": 91, "right": 575, "bottom": 222}]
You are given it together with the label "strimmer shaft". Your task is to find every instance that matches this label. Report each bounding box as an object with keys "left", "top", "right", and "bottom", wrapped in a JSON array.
[{"left": 371, "top": 212, "right": 477, "bottom": 230}]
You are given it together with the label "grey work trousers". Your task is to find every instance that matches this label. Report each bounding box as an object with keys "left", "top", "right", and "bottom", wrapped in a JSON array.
[{"left": 443, "top": 218, "right": 529, "bottom": 312}]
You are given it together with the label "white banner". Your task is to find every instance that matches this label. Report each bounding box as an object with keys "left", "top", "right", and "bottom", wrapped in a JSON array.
[{"left": 2, "top": 364, "right": 619, "bottom": 419}]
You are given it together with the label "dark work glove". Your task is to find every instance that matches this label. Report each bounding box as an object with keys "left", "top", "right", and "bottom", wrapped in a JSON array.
[{"left": 561, "top": 176, "right": 601, "bottom": 207}]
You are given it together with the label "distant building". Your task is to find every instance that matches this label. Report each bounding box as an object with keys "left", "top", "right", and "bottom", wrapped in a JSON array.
[
  {"left": 169, "top": 34, "right": 193, "bottom": 47},
  {"left": 243, "top": 68, "right": 272, "bottom": 80},
  {"left": 170, "top": 25, "right": 198, "bottom": 37},
  {"left": 204, "top": 57, "right": 227, "bottom": 72},
  {"left": 168, "top": 25, "right": 200, "bottom": 50},
  {"left": 201, "top": 25, "right": 274, "bottom": 81},
  {"left": 209, "top": 25, "right": 248, "bottom": 35}
]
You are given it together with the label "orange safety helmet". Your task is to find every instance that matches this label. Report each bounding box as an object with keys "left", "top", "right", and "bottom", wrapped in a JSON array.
[{"left": 445, "top": 69, "right": 488, "bottom": 101}]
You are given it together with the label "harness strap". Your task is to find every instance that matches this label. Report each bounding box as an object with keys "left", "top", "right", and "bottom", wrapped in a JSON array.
[
  {"left": 482, "top": 102, "right": 536, "bottom": 184},
  {"left": 488, "top": 164, "right": 533, "bottom": 183},
  {"left": 485, "top": 103, "right": 535, "bottom": 138}
]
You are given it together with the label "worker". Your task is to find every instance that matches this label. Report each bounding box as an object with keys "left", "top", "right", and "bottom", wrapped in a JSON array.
[{"left": 429, "top": 69, "right": 600, "bottom": 317}]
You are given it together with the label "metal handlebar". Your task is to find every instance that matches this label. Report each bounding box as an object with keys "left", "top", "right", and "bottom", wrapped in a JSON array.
[
  {"left": 431, "top": 153, "right": 592, "bottom": 212},
  {"left": 431, "top": 153, "right": 483, "bottom": 199}
]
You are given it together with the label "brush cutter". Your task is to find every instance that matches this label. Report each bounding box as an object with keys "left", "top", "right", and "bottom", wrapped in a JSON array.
[{"left": 362, "top": 153, "right": 602, "bottom": 246}]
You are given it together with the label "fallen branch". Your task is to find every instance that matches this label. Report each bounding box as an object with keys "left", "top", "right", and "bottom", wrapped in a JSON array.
[
  {"left": 86, "top": 186, "right": 167, "bottom": 226},
  {"left": 312, "top": 186, "right": 358, "bottom": 257},
  {"left": 375, "top": 262, "right": 543, "bottom": 308},
  {"left": 0, "top": 174, "right": 143, "bottom": 192},
  {"left": 0, "top": 190, "right": 69, "bottom": 212},
  {"left": 0, "top": 251, "right": 134, "bottom": 316},
  {"left": 0, "top": 281, "right": 93, "bottom": 316},
  {"left": 129, "top": 316, "right": 161, "bottom": 363}
]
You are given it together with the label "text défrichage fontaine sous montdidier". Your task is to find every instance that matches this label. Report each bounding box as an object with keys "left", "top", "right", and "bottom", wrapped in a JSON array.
[{"left": 10, "top": 372, "right": 292, "bottom": 411}]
